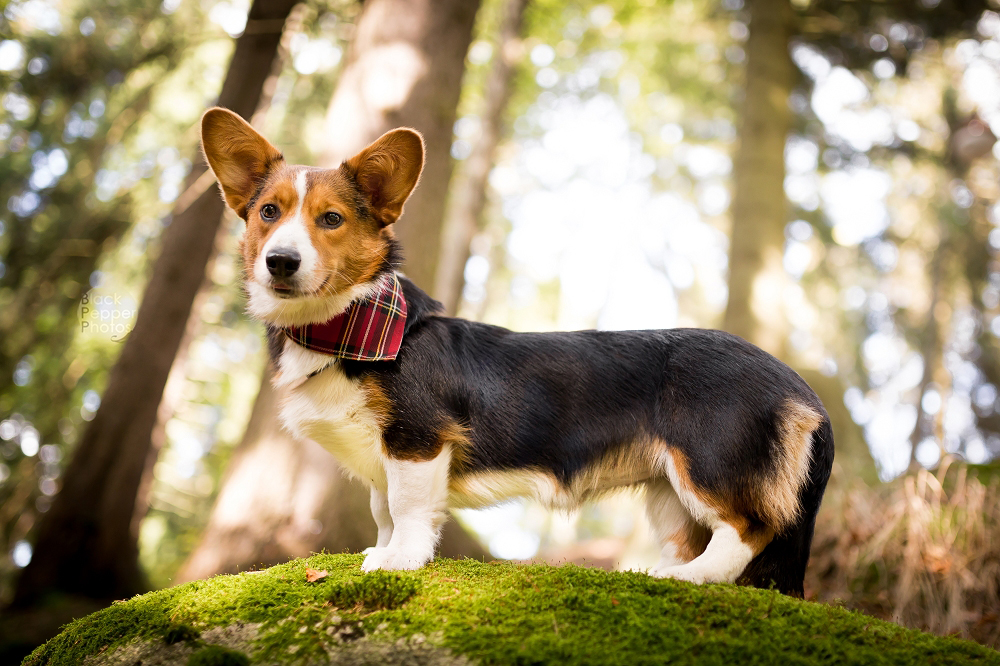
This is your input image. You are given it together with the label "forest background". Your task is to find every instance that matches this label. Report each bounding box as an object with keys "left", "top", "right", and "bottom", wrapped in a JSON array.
[{"left": 1, "top": 0, "right": 999, "bottom": 660}]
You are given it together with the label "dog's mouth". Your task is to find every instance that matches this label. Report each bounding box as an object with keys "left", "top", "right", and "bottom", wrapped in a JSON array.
[
  {"left": 270, "top": 281, "right": 294, "bottom": 297},
  {"left": 267, "top": 274, "right": 332, "bottom": 299}
]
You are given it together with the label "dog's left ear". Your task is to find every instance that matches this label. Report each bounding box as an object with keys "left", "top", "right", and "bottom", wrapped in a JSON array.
[
  {"left": 344, "top": 128, "right": 424, "bottom": 226},
  {"left": 201, "top": 107, "right": 283, "bottom": 219}
]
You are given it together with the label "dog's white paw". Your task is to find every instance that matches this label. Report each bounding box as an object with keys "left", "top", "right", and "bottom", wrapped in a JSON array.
[
  {"left": 362, "top": 546, "right": 381, "bottom": 555},
  {"left": 361, "top": 547, "right": 430, "bottom": 572},
  {"left": 651, "top": 564, "right": 709, "bottom": 584}
]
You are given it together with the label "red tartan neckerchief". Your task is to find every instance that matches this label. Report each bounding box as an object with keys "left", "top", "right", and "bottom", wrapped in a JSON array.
[{"left": 283, "top": 274, "right": 408, "bottom": 361}]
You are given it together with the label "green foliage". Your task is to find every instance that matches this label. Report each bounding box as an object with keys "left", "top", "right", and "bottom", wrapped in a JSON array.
[
  {"left": 0, "top": 0, "right": 207, "bottom": 601},
  {"left": 24, "top": 555, "right": 1000, "bottom": 665}
]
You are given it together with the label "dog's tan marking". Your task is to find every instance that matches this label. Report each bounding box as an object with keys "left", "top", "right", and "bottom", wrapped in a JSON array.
[
  {"left": 449, "top": 439, "right": 660, "bottom": 511},
  {"left": 295, "top": 171, "right": 395, "bottom": 294},
  {"left": 665, "top": 448, "right": 774, "bottom": 555},
  {"left": 360, "top": 376, "right": 393, "bottom": 429},
  {"left": 449, "top": 468, "right": 562, "bottom": 509},
  {"left": 360, "top": 377, "right": 473, "bottom": 465},
  {"left": 567, "top": 439, "right": 660, "bottom": 502},
  {"left": 670, "top": 522, "right": 712, "bottom": 562},
  {"left": 438, "top": 421, "right": 473, "bottom": 469},
  {"left": 764, "top": 400, "right": 823, "bottom": 528},
  {"left": 385, "top": 419, "right": 472, "bottom": 464}
]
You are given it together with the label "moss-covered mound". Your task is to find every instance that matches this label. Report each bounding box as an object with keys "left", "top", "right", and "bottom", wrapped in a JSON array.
[{"left": 24, "top": 554, "right": 999, "bottom": 665}]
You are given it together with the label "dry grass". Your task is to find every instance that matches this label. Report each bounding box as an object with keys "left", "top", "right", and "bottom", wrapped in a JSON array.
[{"left": 807, "top": 458, "right": 1000, "bottom": 647}]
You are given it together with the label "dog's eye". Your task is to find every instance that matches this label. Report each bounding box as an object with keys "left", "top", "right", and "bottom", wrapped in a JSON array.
[
  {"left": 321, "top": 212, "right": 343, "bottom": 229},
  {"left": 260, "top": 204, "right": 279, "bottom": 221}
]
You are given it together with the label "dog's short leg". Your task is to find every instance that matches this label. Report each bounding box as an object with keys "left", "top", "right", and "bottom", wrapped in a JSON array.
[
  {"left": 651, "top": 449, "right": 771, "bottom": 584},
  {"left": 361, "top": 450, "right": 450, "bottom": 572},
  {"left": 653, "top": 522, "right": 759, "bottom": 584},
  {"left": 645, "top": 480, "right": 709, "bottom": 572},
  {"left": 367, "top": 487, "right": 393, "bottom": 551}
]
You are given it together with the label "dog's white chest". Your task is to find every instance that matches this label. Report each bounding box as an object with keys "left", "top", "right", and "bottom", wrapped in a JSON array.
[{"left": 275, "top": 341, "right": 386, "bottom": 487}]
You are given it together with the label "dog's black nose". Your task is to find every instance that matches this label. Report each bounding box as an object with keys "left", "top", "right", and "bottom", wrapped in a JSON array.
[{"left": 266, "top": 249, "right": 301, "bottom": 278}]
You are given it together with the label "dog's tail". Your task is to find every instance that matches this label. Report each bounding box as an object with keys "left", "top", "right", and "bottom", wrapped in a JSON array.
[{"left": 737, "top": 416, "right": 835, "bottom": 597}]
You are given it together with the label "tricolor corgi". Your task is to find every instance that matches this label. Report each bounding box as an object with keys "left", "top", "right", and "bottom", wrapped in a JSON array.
[{"left": 200, "top": 107, "right": 834, "bottom": 597}]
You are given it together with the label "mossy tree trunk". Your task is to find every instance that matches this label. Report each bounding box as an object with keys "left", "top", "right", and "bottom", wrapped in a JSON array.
[
  {"left": 180, "top": 0, "right": 486, "bottom": 580},
  {"left": 12, "top": 0, "right": 300, "bottom": 606}
]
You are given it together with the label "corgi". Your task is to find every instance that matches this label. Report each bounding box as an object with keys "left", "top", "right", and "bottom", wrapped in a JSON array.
[{"left": 200, "top": 107, "right": 834, "bottom": 597}]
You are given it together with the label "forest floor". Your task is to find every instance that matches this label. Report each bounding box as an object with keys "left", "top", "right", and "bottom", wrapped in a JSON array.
[{"left": 23, "top": 553, "right": 1000, "bottom": 665}]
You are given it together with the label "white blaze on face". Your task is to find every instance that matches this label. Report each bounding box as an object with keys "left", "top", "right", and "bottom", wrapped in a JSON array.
[
  {"left": 244, "top": 167, "right": 379, "bottom": 328},
  {"left": 254, "top": 169, "right": 322, "bottom": 290}
]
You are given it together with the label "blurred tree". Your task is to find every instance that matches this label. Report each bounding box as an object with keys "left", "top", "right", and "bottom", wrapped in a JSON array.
[
  {"left": 435, "top": 0, "right": 531, "bottom": 314},
  {"left": 180, "top": 0, "right": 486, "bottom": 580},
  {"left": 0, "top": 0, "right": 193, "bottom": 602},
  {"left": 722, "top": 0, "right": 993, "bottom": 481},
  {"left": 724, "top": 0, "right": 795, "bottom": 356},
  {"left": 133, "top": 1, "right": 352, "bottom": 591},
  {"left": 906, "top": 94, "right": 996, "bottom": 466},
  {"left": 320, "top": 0, "right": 482, "bottom": 288},
  {"left": 12, "top": 0, "right": 300, "bottom": 606}
]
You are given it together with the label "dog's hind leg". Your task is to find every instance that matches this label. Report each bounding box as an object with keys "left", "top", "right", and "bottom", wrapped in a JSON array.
[
  {"left": 645, "top": 479, "right": 710, "bottom": 572},
  {"left": 651, "top": 450, "right": 773, "bottom": 584},
  {"left": 654, "top": 521, "right": 770, "bottom": 584},
  {"left": 361, "top": 448, "right": 451, "bottom": 572}
]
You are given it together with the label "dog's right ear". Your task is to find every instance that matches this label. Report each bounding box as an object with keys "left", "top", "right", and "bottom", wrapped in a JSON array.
[{"left": 201, "top": 107, "right": 283, "bottom": 218}]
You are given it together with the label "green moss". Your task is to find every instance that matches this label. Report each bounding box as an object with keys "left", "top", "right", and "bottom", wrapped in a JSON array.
[
  {"left": 23, "top": 555, "right": 1000, "bottom": 665},
  {"left": 327, "top": 570, "right": 419, "bottom": 611},
  {"left": 187, "top": 645, "right": 250, "bottom": 666}
]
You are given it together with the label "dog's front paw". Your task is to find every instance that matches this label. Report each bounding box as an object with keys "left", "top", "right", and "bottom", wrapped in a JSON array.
[
  {"left": 361, "top": 547, "right": 431, "bottom": 572},
  {"left": 651, "top": 564, "right": 708, "bottom": 584}
]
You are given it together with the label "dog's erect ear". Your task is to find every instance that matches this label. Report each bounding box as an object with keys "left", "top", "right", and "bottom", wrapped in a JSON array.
[
  {"left": 344, "top": 128, "right": 425, "bottom": 226},
  {"left": 201, "top": 107, "right": 283, "bottom": 218}
]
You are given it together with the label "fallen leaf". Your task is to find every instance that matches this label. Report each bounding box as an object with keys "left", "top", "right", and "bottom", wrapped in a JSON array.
[{"left": 305, "top": 567, "right": 329, "bottom": 582}]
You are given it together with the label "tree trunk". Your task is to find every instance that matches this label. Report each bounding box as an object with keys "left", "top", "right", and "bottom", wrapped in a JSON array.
[
  {"left": 180, "top": 0, "right": 486, "bottom": 581},
  {"left": 723, "top": 0, "right": 876, "bottom": 481},
  {"left": 12, "top": 0, "right": 300, "bottom": 606},
  {"left": 723, "top": 0, "right": 794, "bottom": 357},
  {"left": 434, "top": 0, "right": 530, "bottom": 313},
  {"left": 320, "top": 0, "right": 481, "bottom": 289}
]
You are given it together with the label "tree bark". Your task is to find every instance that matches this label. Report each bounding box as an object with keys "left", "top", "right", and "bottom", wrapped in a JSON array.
[
  {"left": 180, "top": 0, "right": 487, "bottom": 581},
  {"left": 723, "top": 0, "right": 795, "bottom": 357},
  {"left": 12, "top": 0, "right": 300, "bottom": 606},
  {"left": 320, "top": 0, "right": 481, "bottom": 289},
  {"left": 434, "top": 0, "right": 530, "bottom": 313}
]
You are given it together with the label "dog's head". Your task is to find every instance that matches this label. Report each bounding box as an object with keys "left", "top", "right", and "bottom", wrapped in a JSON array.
[{"left": 200, "top": 107, "right": 424, "bottom": 327}]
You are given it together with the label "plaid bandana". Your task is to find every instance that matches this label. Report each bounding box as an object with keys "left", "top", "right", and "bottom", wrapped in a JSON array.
[{"left": 283, "top": 274, "right": 408, "bottom": 361}]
